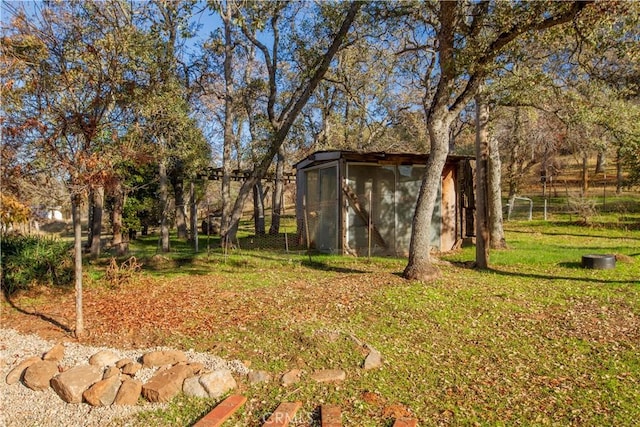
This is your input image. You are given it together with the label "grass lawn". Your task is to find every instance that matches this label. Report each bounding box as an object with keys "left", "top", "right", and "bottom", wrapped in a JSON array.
[{"left": 2, "top": 219, "right": 638, "bottom": 426}]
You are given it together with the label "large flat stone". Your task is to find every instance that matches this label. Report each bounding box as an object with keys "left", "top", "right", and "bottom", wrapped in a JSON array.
[
  {"left": 141, "top": 350, "right": 187, "bottom": 368},
  {"left": 310, "top": 369, "right": 346, "bottom": 383},
  {"left": 142, "top": 364, "right": 195, "bottom": 402},
  {"left": 114, "top": 378, "right": 142, "bottom": 405},
  {"left": 43, "top": 343, "right": 65, "bottom": 362},
  {"left": 183, "top": 376, "right": 209, "bottom": 398},
  {"left": 89, "top": 350, "right": 121, "bottom": 367},
  {"left": 83, "top": 373, "right": 121, "bottom": 406},
  {"left": 23, "top": 360, "right": 59, "bottom": 391},
  {"left": 6, "top": 356, "right": 41, "bottom": 385},
  {"left": 50, "top": 364, "right": 103, "bottom": 403},
  {"left": 199, "top": 369, "right": 237, "bottom": 398}
]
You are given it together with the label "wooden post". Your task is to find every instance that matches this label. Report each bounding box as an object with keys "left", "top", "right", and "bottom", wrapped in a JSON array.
[
  {"left": 303, "top": 195, "right": 311, "bottom": 262},
  {"left": 368, "top": 189, "right": 372, "bottom": 259}
]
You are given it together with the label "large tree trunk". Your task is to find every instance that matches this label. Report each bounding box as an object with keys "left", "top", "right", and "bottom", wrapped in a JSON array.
[
  {"left": 159, "top": 158, "right": 170, "bottom": 252},
  {"left": 269, "top": 145, "right": 285, "bottom": 235},
  {"left": 220, "top": 2, "right": 235, "bottom": 246},
  {"left": 110, "top": 182, "right": 127, "bottom": 256},
  {"left": 403, "top": 114, "right": 450, "bottom": 281},
  {"left": 71, "top": 193, "right": 84, "bottom": 338},
  {"left": 474, "top": 91, "right": 490, "bottom": 269},
  {"left": 89, "top": 186, "right": 104, "bottom": 259},
  {"left": 488, "top": 134, "right": 506, "bottom": 249},
  {"left": 595, "top": 150, "right": 605, "bottom": 174},
  {"left": 171, "top": 162, "right": 188, "bottom": 240},
  {"left": 253, "top": 181, "right": 266, "bottom": 236}
]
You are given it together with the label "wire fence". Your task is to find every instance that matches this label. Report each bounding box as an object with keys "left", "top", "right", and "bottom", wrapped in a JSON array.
[{"left": 506, "top": 193, "right": 640, "bottom": 223}]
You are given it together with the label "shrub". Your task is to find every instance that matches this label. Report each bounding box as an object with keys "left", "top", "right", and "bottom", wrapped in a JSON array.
[
  {"left": 568, "top": 195, "right": 597, "bottom": 224},
  {"left": 1, "top": 235, "right": 73, "bottom": 295}
]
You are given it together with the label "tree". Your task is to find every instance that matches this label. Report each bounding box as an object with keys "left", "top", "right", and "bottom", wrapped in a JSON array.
[
  {"left": 396, "top": 1, "right": 591, "bottom": 280},
  {"left": 207, "top": 1, "right": 363, "bottom": 243},
  {"left": 1, "top": 0, "right": 150, "bottom": 335},
  {"left": 132, "top": 0, "right": 210, "bottom": 251}
]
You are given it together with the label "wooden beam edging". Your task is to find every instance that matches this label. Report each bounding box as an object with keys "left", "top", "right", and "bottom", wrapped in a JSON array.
[
  {"left": 393, "top": 417, "right": 418, "bottom": 427},
  {"left": 192, "top": 394, "right": 247, "bottom": 427},
  {"left": 321, "top": 404, "right": 342, "bottom": 426}
]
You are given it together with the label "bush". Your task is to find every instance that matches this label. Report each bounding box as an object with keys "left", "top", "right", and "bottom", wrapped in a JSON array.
[
  {"left": 1, "top": 235, "right": 73, "bottom": 295},
  {"left": 568, "top": 195, "right": 597, "bottom": 223}
]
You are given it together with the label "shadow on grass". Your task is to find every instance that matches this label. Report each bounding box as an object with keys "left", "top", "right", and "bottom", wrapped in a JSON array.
[
  {"left": 487, "top": 266, "right": 638, "bottom": 285},
  {"left": 301, "top": 259, "right": 368, "bottom": 274},
  {"left": 557, "top": 262, "right": 584, "bottom": 269},
  {"left": 2, "top": 290, "right": 73, "bottom": 333}
]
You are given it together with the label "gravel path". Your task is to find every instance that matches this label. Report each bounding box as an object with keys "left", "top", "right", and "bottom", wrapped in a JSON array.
[{"left": 0, "top": 329, "right": 248, "bottom": 427}]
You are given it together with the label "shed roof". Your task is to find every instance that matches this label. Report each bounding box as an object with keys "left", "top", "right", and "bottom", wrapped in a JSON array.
[{"left": 295, "top": 150, "right": 473, "bottom": 170}]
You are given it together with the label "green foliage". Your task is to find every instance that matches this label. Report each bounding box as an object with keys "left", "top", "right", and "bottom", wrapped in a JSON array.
[{"left": 1, "top": 235, "right": 73, "bottom": 294}]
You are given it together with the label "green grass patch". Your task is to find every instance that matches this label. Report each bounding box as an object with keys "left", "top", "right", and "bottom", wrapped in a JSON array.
[{"left": 54, "top": 218, "right": 640, "bottom": 425}]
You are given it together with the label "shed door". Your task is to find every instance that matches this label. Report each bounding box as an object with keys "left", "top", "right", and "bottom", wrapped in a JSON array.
[{"left": 305, "top": 165, "right": 338, "bottom": 252}]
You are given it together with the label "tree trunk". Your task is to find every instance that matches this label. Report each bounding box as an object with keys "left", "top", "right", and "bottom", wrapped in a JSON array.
[
  {"left": 85, "top": 189, "right": 94, "bottom": 251},
  {"left": 89, "top": 186, "right": 104, "bottom": 259},
  {"left": 474, "top": 91, "right": 490, "bottom": 269},
  {"left": 595, "top": 150, "right": 605, "bottom": 174},
  {"left": 253, "top": 181, "right": 266, "bottom": 236},
  {"left": 403, "top": 114, "right": 450, "bottom": 281},
  {"left": 71, "top": 193, "right": 84, "bottom": 338},
  {"left": 488, "top": 135, "right": 506, "bottom": 249},
  {"left": 220, "top": 2, "right": 235, "bottom": 246},
  {"left": 159, "top": 158, "right": 170, "bottom": 252},
  {"left": 269, "top": 145, "right": 285, "bottom": 235},
  {"left": 110, "top": 182, "right": 127, "bottom": 256},
  {"left": 222, "top": 2, "right": 362, "bottom": 243},
  {"left": 171, "top": 163, "right": 188, "bottom": 240},
  {"left": 581, "top": 152, "right": 589, "bottom": 195},
  {"left": 190, "top": 181, "right": 198, "bottom": 251},
  {"left": 616, "top": 147, "right": 623, "bottom": 194}
]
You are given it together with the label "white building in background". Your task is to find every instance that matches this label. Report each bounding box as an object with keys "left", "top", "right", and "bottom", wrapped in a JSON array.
[{"left": 46, "top": 207, "right": 64, "bottom": 221}]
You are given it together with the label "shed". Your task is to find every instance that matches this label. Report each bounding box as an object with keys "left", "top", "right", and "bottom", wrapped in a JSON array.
[{"left": 295, "top": 151, "right": 474, "bottom": 256}]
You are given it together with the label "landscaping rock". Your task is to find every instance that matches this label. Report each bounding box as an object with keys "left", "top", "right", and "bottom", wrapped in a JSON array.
[
  {"left": 247, "top": 370, "right": 272, "bottom": 385},
  {"left": 141, "top": 350, "right": 187, "bottom": 368},
  {"left": 142, "top": 364, "right": 195, "bottom": 402},
  {"left": 187, "top": 362, "right": 205, "bottom": 375},
  {"left": 89, "top": 350, "right": 120, "bottom": 367},
  {"left": 23, "top": 360, "right": 59, "bottom": 391},
  {"left": 310, "top": 369, "right": 346, "bottom": 383},
  {"left": 183, "top": 376, "right": 209, "bottom": 398},
  {"left": 43, "top": 343, "right": 65, "bottom": 362},
  {"left": 199, "top": 369, "right": 237, "bottom": 398},
  {"left": 121, "top": 361, "right": 142, "bottom": 376},
  {"left": 103, "top": 366, "right": 120, "bottom": 379},
  {"left": 6, "top": 356, "right": 41, "bottom": 385},
  {"left": 363, "top": 346, "right": 383, "bottom": 370},
  {"left": 50, "top": 364, "right": 103, "bottom": 403},
  {"left": 113, "top": 378, "right": 142, "bottom": 405},
  {"left": 83, "top": 373, "right": 121, "bottom": 406},
  {"left": 280, "top": 369, "right": 302, "bottom": 387},
  {"left": 115, "top": 358, "right": 134, "bottom": 369}
]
